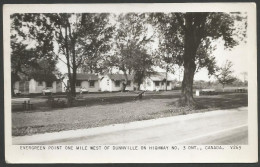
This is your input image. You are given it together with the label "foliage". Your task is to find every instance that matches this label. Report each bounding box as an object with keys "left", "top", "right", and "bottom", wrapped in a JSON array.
[
  {"left": 47, "top": 13, "right": 114, "bottom": 95},
  {"left": 10, "top": 14, "right": 58, "bottom": 95},
  {"left": 78, "top": 14, "right": 115, "bottom": 74},
  {"left": 150, "top": 13, "right": 183, "bottom": 73},
  {"left": 107, "top": 13, "right": 155, "bottom": 90},
  {"left": 11, "top": 14, "right": 56, "bottom": 80},
  {"left": 150, "top": 12, "right": 247, "bottom": 106},
  {"left": 132, "top": 51, "right": 154, "bottom": 88},
  {"left": 12, "top": 13, "right": 113, "bottom": 96},
  {"left": 215, "top": 60, "right": 237, "bottom": 89}
]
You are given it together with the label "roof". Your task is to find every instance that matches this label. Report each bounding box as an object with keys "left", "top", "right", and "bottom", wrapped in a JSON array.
[
  {"left": 75, "top": 73, "right": 99, "bottom": 81},
  {"left": 149, "top": 72, "right": 175, "bottom": 81},
  {"left": 106, "top": 74, "right": 134, "bottom": 81}
]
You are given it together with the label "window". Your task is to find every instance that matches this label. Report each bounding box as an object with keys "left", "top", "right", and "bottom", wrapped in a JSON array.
[
  {"left": 126, "top": 81, "right": 131, "bottom": 86},
  {"left": 155, "top": 81, "right": 160, "bottom": 86},
  {"left": 89, "top": 80, "right": 95, "bottom": 87},
  {"left": 38, "top": 81, "right": 43, "bottom": 86},
  {"left": 167, "top": 81, "right": 170, "bottom": 86},
  {"left": 115, "top": 81, "right": 120, "bottom": 87},
  {"left": 46, "top": 82, "right": 52, "bottom": 87},
  {"left": 76, "top": 80, "right": 81, "bottom": 87}
]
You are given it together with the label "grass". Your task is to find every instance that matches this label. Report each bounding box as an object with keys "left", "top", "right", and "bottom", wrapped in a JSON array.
[{"left": 12, "top": 92, "right": 248, "bottom": 136}]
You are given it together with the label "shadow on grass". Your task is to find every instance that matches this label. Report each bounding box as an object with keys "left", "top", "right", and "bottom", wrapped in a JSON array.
[
  {"left": 195, "top": 93, "right": 248, "bottom": 110},
  {"left": 12, "top": 92, "right": 247, "bottom": 113},
  {"left": 73, "top": 94, "right": 181, "bottom": 107},
  {"left": 12, "top": 92, "right": 182, "bottom": 113},
  {"left": 166, "top": 93, "right": 248, "bottom": 111}
]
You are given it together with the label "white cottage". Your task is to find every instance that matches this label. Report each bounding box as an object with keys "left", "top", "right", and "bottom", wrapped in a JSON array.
[
  {"left": 62, "top": 73, "right": 100, "bottom": 93},
  {"left": 140, "top": 72, "right": 174, "bottom": 91},
  {"left": 13, "top": 79, "right": 62, "bottom": 94},
  {"left": 100, "top": 74, "right": 134, "bottom": 92}
]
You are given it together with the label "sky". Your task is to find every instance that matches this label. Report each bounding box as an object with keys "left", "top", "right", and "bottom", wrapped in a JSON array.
[{"left": 194, "top": 40, "right": 248, "bottom": 81}]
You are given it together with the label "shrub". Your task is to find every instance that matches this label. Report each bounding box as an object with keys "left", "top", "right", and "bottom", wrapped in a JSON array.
[{"left": 47, "top": 96, "right": 67, "bottom": 108}]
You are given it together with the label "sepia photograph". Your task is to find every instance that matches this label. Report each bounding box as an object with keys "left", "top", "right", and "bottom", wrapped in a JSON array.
[{"left": 3, "top": 3, "right": 257, "bottom": 163}]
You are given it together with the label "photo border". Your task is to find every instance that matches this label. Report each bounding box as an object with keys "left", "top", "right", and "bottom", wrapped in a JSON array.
[{"left": 1, "top": 0, "right": 259, "bottom": 166}]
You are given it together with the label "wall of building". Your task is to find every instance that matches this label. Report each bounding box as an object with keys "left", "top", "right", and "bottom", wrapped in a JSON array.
[
  {"left": 100, "top": 76, "right": 112, "bottom": 92},
  {"left": 125, "top": 81, "right": 134, "bottom": 91},
  {"left": 28, "top": 79, "right": 62, "bottom": 94},
  {"left": 81, "top": 81, "right": 88, "bottom": 89},
  {"left": 62, "top": 78, "right": 69, "bottom": 92},
  {"left": 140, "top": 78, "right": 173, "bottom": 91},
  {"left": 14, "top": 78, "right": 72, "bottom": 94},
  {"left": 56, "top": 81, "right": 63, "bottom": 93},
  {"left": 31, "top": 79, "right": 45, "bottom": 93},
  {"left": 74, "top": 80, "right": 100, "bottom": 93},
  {"left": 51, "top": 81, "right": 56, "bottom": 93},
  {"left": 111, "top": 80, "right": 122, "bottom": 91},
  {"left": 154, "top": 81, "right": 172, "bottom": 91},
  {"left": 30, "top": 79, "right": 56, "bottom": 94},
  {"left": 14, "top": 81, "right": 19, "bottom": 90},
  {"left": 140, "top": 78, "right": 155, "bottom": 91},
  {"left": 110, "top": 80, "right": 134, "bottom": 92},
  {"left": 88, "top": 80, "right": 100, "bottom": 92}
]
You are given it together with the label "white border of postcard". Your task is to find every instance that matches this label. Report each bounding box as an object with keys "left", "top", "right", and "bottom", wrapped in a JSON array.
[{"left": 3, "top": 3, "right": 258, "bottom": 163}]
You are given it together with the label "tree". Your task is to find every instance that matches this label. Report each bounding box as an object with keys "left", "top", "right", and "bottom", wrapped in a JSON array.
[
  {"left": 29, "top": 58, "right": 58, "bottom": 83},
  {"left": 46, "top": 13, "right": 113, "bottom": 97},
  {"left": 75, "top": 14, "right": 114, "bottom": 75},
  {"left": 150, "top": 12, "right": 247, "bottom": 107},
  {"left": 215, "top": 60, "right": 237, "bottom": 91},
  {"left": 132, "top": 51, "right": 154, "bottom": 90},
  {"left": 13, "top": 13, "right": 114, "bottom": 98},
  {"left": 10, "top": 14, "right": 56, "bottom": 96},
  {"left": 109, "top": 13, "right": 154, "bottom": 91},
  {"left": 151, "top": 13, "right": 184, "bottom": 91}
]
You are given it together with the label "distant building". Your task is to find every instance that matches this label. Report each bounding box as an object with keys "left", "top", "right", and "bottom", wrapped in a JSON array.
[
  {"left": 140, "top": 72, "right": 175, "bottom": 91},
  {"left": 100, "top": 74, "right": 134, "bottom": 92},
  {"left": 62, "top": 73, "right": 100, "bottom": 93},
  {"left": 13, "top": 79, "right": 62, "bottom": 94}
]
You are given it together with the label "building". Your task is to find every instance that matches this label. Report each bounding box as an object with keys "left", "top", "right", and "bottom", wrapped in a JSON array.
[
  {"left": 13, "top": 79, "right": 62, "bottom": 94},
  {"left": 62, "top": 73, "right": 100, "bottom": 93},
  {"left": 100, "top": 74, "right": 134, "bottom": 92},
  {"left": 140, "top": 72, "right": 175, "bottom": 91}
]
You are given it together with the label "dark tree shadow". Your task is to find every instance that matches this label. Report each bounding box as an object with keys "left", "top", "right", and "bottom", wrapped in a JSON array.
[
  {"left": 195, "top": 93, "right": 248, "bottom": 110},
  {"left": 12, "top": 92, "right": 247, "bottom": 112}
]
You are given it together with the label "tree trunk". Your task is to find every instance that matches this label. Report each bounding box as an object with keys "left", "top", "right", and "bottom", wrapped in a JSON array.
[
  {"left": 137, "top": 80, "right": 142, "bottom": 91},
  {"left": 71, "top": 44, "right": 77, "bottom": 96},
  {"left": 180, "top": 25, "right": 201, "bottom": 107},
  {"left": 181, "top": 60, "right": 196, "bottom": 106},
  {"left": 165, "top": 66, "right": 168, "bottom": 91},
  {"left": 121, "top": 71, "right": 128, "bottom": 92},
  {"left": 11, "top": 80, "right": 15, "bottom": 97},
  {"left": 121, "top": 83, "right": 127, "bottom": 92},
  {"left": 70, "top": 68, "right": 76, "bottom": 97}
]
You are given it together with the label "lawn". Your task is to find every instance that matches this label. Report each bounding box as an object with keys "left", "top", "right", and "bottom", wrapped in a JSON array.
[{"left": 12, "top": 92, "right": 248, "bottom": 136}]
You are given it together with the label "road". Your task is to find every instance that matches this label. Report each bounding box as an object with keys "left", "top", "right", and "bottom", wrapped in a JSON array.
[{"left": 13, "top": 107, "right": 248, "bottom": 145}]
